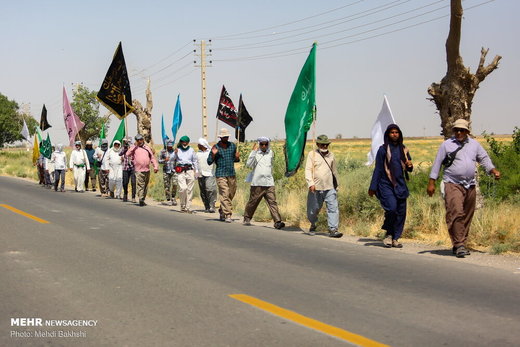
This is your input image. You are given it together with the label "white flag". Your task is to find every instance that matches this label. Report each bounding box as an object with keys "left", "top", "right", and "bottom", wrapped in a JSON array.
[
  {"left": 366, "top": 95, "right": 396, "bottom": 165},
  {"left": 20, "top": 119, "right": 31, "bottom": 144}
]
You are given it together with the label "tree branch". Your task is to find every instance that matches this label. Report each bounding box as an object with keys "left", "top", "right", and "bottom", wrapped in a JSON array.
[{"left": 475, "top": 47, "right": 502, "bottom": 82}]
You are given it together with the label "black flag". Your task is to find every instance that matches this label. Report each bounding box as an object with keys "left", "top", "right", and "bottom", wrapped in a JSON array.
[
  {"left": 216, "top": 85, "right": 238, "bottom": 128},
  {"left": 97, "top": 42, "right": 134, "bottom": 119},
  {"left": 235, "top": 94, "right": 253, "bottom": 142},
  {"left": 39, "top": 104, "right": 51, "bottom": 130}
]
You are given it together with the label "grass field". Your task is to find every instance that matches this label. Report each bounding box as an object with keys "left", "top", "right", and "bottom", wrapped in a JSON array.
[{"left": 2, "top": 135, "right": 518, "bottom": 254}]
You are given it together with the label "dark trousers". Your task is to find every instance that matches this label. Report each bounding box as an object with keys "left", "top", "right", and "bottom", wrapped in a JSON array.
[
  {"left": 123, "top": 169, "right": 136, "bottom": 199},
  {"left": 378, "top": 191, "right": 407, "bottom": 240},
  {"left": 54, "top": 170, "right": 65, "bottom": 191},
  {"left": 244, "top": 186, "right": 282, "bottom": 223},
  {"left": 198, "top": 176, "right": 217, "bottom": 210},
  {"left": 444, "top": 183, "right": 476, "bottom": 248},
  {"left": 85, "top": 166, "right": 97, "bottom": 190}
]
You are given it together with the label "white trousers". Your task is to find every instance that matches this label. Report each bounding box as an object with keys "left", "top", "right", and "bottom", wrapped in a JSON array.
[
  {"left": 73, "top": 167, "right": 86, "bottom": 191},
  {"left": 109, "top": 165, "right": 123, "bottom": 198},
  {"left": 177, "top": 170, "right": 195, "bottom": 210}
]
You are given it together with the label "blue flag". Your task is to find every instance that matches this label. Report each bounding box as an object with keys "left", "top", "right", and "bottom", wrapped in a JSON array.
[
  {"left": 161, "top": 114, "right": 170, "bottom": 147},
  {"left": 171, "top": 94, "right": 182, "bottom": 144}
]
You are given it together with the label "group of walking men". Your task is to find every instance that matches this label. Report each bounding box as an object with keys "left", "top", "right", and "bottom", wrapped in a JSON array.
[{"left": 36, "top": 118, "right": 499, "bottom": 257}]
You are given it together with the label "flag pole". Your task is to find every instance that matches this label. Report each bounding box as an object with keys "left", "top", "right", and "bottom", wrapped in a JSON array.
[
  {"left": 123, "top": 95, "right": 128, "bottom": 140},
  {"left": 311, "top": 105, "right": 317, "bottom": 180}
]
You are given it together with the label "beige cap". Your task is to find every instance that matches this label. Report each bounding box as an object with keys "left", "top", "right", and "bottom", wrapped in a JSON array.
[
  {"left": 218, "top": 128, "right": 230, "bottom": 138},
  {"left": 452, "top": 119, "right": 470, "bottom": 131}
]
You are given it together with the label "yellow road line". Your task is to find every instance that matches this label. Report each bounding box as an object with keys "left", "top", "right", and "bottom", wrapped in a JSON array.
[
  {"left": 229, "top": 294, "right": 389, "bottom": 347},
  {"left": 0, "top": 204, "right": 50, "bottom": 224}
]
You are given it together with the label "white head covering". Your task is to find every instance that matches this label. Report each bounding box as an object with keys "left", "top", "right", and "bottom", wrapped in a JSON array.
[
  {"left": 198, "top": 138, "right": 211, "bottom": 151},
  {"left": 112, "top": 140, "right": 121, "bottom": 152},
  {"left": 257, "top": 136, "right": 270, "bottom": 143}
]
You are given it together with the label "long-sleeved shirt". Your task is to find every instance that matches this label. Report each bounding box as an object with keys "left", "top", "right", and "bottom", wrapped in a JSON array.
[
  {"left": 170, "top": 147, "right": 199, "bottom": 173},
  {"left": 93, "top": 148, "right": 110, "bottom": 171},
  {"left": 51, "top": 151, "right": 67, "bottom": 170},
  {"left": 430, "top": 137, "right": 495, "bottom": 189},
  {"left": 305, "top": 150, "right": 338, "bottom": 191},
  {"left": 207, "top": 142, "right": 239, "bottom": 177},
  {"left": 69, "top": 149, "right": 90, "bottom": 170},
  {"left": 246, "top": 149, "right": 275, "bottom": 187},
  {"left": 119, "top": 147, "right": 134, "bottom": 171},
  {"left": 127, "top": 145, "right": 158, "bottom": 172},
  {"left": 158, "top": 149, "right": 175, "bottom": 173},
  {"left": 369, "top": 144, "right": 411, "bottom": 199},
  {"left": 196, "top": 150, "right": 214, "bottom": 177}
]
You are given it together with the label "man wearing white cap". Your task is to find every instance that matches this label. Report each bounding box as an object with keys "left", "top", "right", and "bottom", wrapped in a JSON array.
[
  {"left": 69, "top": 140, "right": 90, "bottom": 192},
  {"left": 84, "top": 140, "right": 97, "bottom": 191},
  {"left": 428, "top": 119, "right": 500, "bottom": 258},
  {"left": 93, "top": 139, "right": 110, "bottom": 197},
  {"left": 243, "top": 137, "right": 285, "bottom": 229},
  {"left": 196, "top": 138, "right": 217, "bottom": 213},
  {"left": 127, "top": 134, "right": 159, "bottom": 206},
  {"left": 208, "top": 128, "right": 240, "bottom": 222}
]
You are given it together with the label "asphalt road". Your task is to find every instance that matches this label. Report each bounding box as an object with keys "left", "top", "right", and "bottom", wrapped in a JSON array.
[{"left": 1, "top": 176, "right": 519, "bottom": 346}]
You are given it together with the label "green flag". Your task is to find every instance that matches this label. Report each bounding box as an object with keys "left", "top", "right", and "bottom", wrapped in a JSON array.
[
  {"left": 39, "top": 133, "right": 52, "bottom": 159},
  {"left": 284, "top": 43, "right": 316, "bottom": 177},
  {"left": 110, "top": 119, "right": 126, "bottom": 147},
  {"left": 98, "top": 123, "right": 106, "bottom": 146}
]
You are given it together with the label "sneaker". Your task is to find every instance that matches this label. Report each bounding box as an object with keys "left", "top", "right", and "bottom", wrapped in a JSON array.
[
  {"left": 139, "top": 200, "right": 146, "bottom": 207},
  {"left": 171, "top": 199, "right": 178, "bottom": 206},
  {"left": 308, "top": 224, "right": 317, "bottom": 235},
  {"left": 392, "top": 239, "right": 403, "bottom": 248},
  {"left": 383, "top": 235, "right": 392, "bottom": 248},
  {"left": 162, "top": 201, "right": 170, "bottom": 206},
  {"left": 219, "top": 209, "right": 225, "bottom": 221},
  {"left": 208, "top": 207, "right": 216, "bottom": 213},
  {"left": 92, "top": 188, "right": 96, "bottom": 192},
  {"left": 455, "top": 246, "right": 467, "bottom": 258},
  {"left": 453, "top": 246, "right": 470, "bottom": 256},
  {"left": 225, "top": 217, "right": 232, "bottom": 223},
  {"left": 329, "top": 229, "right": 343, "bottom": 238},
  {"left": 274, "top": 221, "right": 285, "bottom": 230},
  {"left": 243, "top": 218, "right": 252, "bottom": 226},
  {"left": 131, "top": 198, "right": 136, "bottom": 203}
]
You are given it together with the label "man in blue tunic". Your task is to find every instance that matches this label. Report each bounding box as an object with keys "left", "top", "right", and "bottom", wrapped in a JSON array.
[{"left": 368, "top": 124, "right": 413, "bottom": 248}]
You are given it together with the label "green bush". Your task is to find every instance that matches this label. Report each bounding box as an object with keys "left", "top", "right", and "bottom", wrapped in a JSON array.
[{"left": 481, "top": 128, "right": 520, "bottom": 201}]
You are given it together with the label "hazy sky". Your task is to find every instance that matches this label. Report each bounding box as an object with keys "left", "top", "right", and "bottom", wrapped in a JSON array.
[{"left": 1, "top": 0, "right": 518, "bottom": 145}]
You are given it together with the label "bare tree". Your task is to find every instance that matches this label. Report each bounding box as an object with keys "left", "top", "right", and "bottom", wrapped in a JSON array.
[
  {"left": 428, "top": 0, "right": 501, "bottom": 138},
  {"left": 132, "top": 79, "right": 154, "bottom": 148}
]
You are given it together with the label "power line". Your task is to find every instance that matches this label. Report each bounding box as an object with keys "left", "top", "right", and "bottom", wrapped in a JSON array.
[
  {"left": 214, "top": 0, "right": 445, "bottom": 51},
  {"left": 213, "top": 0, "right": 495, "bottom": 63},
  {"left": 213, "top": 0, "right": 365, "bottom": 40},
  {"left": 129, "top": 41, "right": 192, "bottom": 77},
  {"left": 215, "top": 0, "right": 409, "bottom": 43}
]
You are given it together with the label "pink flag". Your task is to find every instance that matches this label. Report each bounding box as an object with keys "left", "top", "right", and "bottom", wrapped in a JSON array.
[{"left": 63, "top": 87, "right": 85, "bottom": 146}]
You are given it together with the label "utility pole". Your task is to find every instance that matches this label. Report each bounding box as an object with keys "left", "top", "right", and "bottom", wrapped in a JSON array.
[{"left": 194, "top": 39, "right": 212, "bottom": 139}]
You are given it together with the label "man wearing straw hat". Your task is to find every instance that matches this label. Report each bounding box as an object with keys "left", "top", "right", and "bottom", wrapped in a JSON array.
[
  {"left": 427, "top": 119, "right": 500, "bottom": 258},
  {"left": 305, "top": 134, "right": 342, "bottom": 238},
  {"left": 208, "top": 128, "right": 240, "bottom": 223}
]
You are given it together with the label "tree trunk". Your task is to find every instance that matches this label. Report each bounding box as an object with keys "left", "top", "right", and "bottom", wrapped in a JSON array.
[
  {"left": 132, "top": 79, "right": 154, "bottom": 149},
  {"left": 427, "top": 0, "right": 501, "bottom": 138}
]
